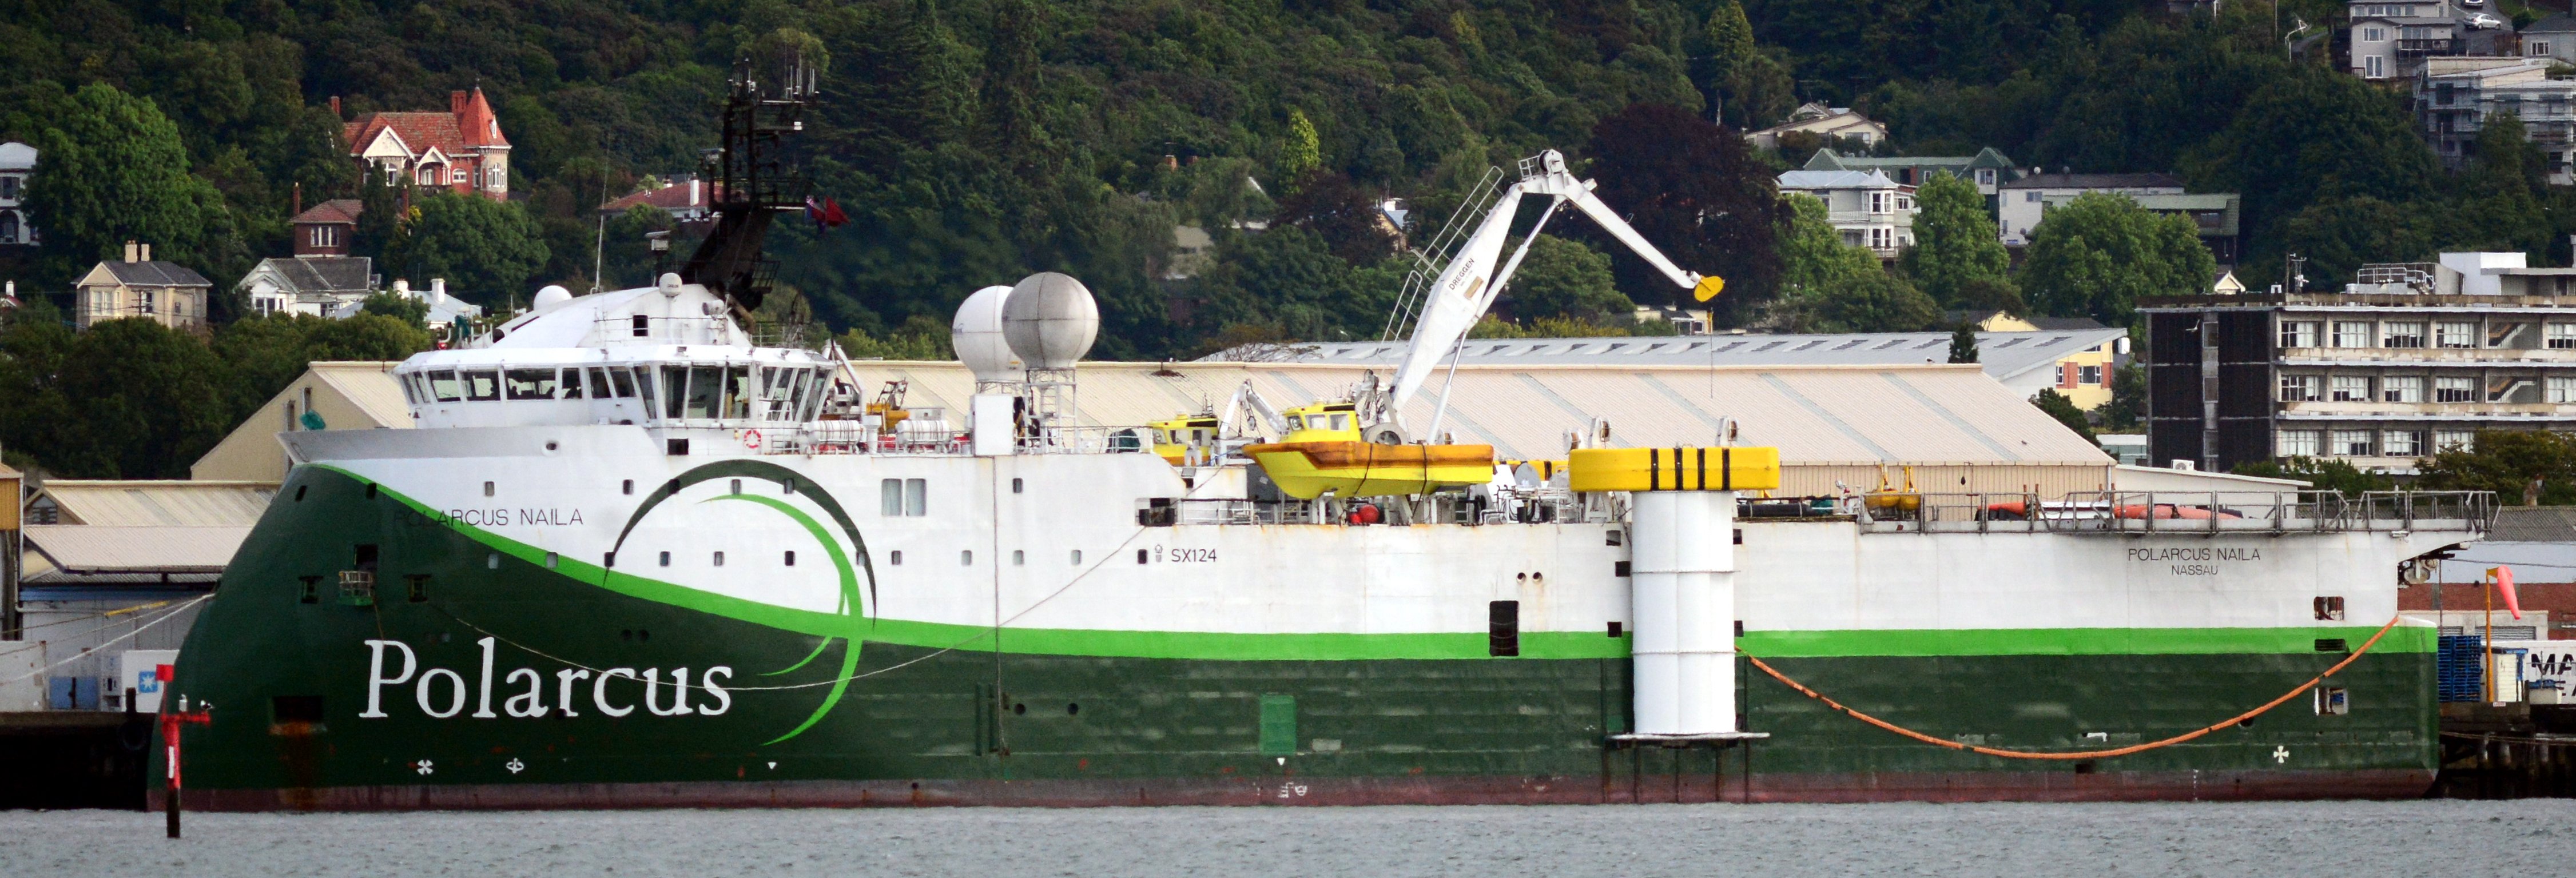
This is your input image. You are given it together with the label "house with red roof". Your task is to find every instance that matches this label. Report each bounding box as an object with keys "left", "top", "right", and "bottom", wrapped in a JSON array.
[{"left": 343, "top": 87, "right": 511, "bottom": 200}]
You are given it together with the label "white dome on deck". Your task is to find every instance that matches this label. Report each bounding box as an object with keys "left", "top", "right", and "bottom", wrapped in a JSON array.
[
  {"left": 1001, "top": 272, "right": 1099, "bottom": 370},
  {"left": 952, "top": 285, "right": 1024, "bottom": 383}
]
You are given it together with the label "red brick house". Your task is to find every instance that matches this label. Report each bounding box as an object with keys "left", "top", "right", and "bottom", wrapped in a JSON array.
[
  {"left": 343, "top": 87, "right": 511, "bottom": 200},
  {"left": 291, "top": 199, "right": 363, "bottom": 257}
]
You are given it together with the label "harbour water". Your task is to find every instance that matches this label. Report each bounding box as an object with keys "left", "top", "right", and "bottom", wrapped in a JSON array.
[{"left": 2, "top": 800, "right": 2565, "bottom": 877}]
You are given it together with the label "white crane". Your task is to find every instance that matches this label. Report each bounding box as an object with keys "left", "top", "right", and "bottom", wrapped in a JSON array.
[{"left": 1378, "top": 150, "right": 1721, "bottom": 439}]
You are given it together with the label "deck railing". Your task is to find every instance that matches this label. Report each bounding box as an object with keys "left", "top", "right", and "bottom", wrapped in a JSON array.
[{"left": 1859, "top": 490, "right": 2493, "bottom": 535}]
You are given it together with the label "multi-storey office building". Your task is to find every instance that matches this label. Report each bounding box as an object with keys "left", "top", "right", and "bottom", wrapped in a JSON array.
[{"left": 2142, "top": 252, "right": 2576, "bottom": 474}]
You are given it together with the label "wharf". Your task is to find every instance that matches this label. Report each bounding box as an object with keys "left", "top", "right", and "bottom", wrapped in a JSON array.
[
  {"left": 0, "top": 711, "right": 150, "bottom": 809},
  {"left": 2433, "top": 703, "right": 2576, "bottom": 799}
]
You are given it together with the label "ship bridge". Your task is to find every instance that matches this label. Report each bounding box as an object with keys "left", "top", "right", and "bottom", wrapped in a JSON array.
[{"left": 388, "top": 278, "right": 840, "bottom": 436}]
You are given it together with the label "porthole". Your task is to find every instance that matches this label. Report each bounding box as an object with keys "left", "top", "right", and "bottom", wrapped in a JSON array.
[
  {"left": 891, "top": 550, "right": 904, "bottom": 566},
  {"left": 1136, "top": 549, "right": 1148, "bottom": 565},
  {"left": 1067, "top": 703, "right": 1080, "bottom": 716},
  {"left": 1071, "top": 550, "right": 1083, "bottom": 565},
  {"left": 544, "top": 441, "right": 559, "bottom": 452},
  {"left": 785, "top": 550, "right": 796, "bottom": 566},
  {"left": 729, "top": 479, "right": 742, "bottom": 495},
  {"left": 544, "top": 552, "right": 558, "bottom": 569},
  {"left": 483, "top": 481, "right": 495, "bottom": 497},
  {"left": 713, "top": 551, "right": 726, "bottom": 567},
  {"left": 486, "top": 553, "right": 499, "bottom": 569},
  {"left": 1011, "top": 478, "right": 1024, "bottom": 494},
  {"left": 1012, "top": 703, "right": 1026, "bottom": 716},
  {"left": 364, "top": 483, "right": 378, "bottom": 500},
  {"left": 295, "top": 485, "right": 307, "bottom": 502},
  {"left": 658, "top": 551, "right": 671, "bottom": 567},
  {"left": 960, "top": 550, "right": 973, "bottom": 566},
  {"left": 622, "top": 479, "right": 634, "bottom": 496},
  {"left": 1012, "top": 550, "right": 1024, "bottom": 566}
]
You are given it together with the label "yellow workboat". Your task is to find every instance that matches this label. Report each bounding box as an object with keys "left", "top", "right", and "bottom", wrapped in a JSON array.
[{"left": 1241, "top": 402, "right": 1495, "bottom": 499}]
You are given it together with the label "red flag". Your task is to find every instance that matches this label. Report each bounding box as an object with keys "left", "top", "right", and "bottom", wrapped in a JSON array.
[
  {"left": 821, "top": 197, "right": 849, "bottom": 228},
  {"left": 2493, "top": 566, "right": 2523, "bottom": 621}
]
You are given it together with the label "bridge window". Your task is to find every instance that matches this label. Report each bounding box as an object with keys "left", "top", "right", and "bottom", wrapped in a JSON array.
[
  {"left": 559, "top": 368, "right": 585, "bottom": 399},
  {"left": 504, "top": 368, "right": 556, "bottom": 400},
  {"left": 631, "top": 314, "right": 649, "bottom": 338},
  {"left": 461, "top": 370, "right": 500, "bottom": 401}
]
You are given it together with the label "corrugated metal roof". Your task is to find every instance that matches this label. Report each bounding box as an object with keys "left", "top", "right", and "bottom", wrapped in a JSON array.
[
  {"left": 1210, "top": 328, "right": 2125, "bottom": 385},
  {"left": 38, "top": 481, "right": 276, "bottom": 527},
  {"left": 313, "top": 361, "right": 414, "bottom": 427},
  {"left": 839, "top": 361, "right": 2109, "bottom": 466},
  {"left": 23, "top": 525, "right": 249, "bottom": 572}
]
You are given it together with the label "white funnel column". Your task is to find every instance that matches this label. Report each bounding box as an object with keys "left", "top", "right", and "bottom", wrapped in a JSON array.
[{"left": 1629, "top": 489, "right": 1736, "bottom": 736}]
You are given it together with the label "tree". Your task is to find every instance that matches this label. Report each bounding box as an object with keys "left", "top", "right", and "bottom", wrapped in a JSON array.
[
  {"left": 2229, "top": 457, "right": 2394, "bottom": 496},
  {"left": 2018, "top": 193, "right": 2215, "bottom": 325},
  {"left": 2030, "top": 388, "right": 2097, "bottom": 446},
  {"left": 1583, "top": 104, "right": 1786, "bottom": 325},
  {"left": 1192, "top": 226, "right": 1399, "bottom": 344},
  {"left": 359, "top": 292, "right": 430, "bottom": 329},
  {"left": 2100, "top": 364, "right": 2146, "bottom": 430},
  {"left": 1274, "top": 172, "right": 1397, "bottom": 266},
  {"left": 1505, "top": 234, "right": 1631, "bottom": 324},
  {"left": 2417, "top": 429, "right": 2576, "bottom": 505},
  {"left": 1768, "top": 193, "right": 1934, "bottom": 331},
  {"left": 1281, "top": 109, "right": 1322, "bottom": 183},
  {"left": 1900, "top": 171, "right": 2013, "bottom": 308},
  {"left": 52, "top": 318, "right": 236, "bottom": 478},
  {"left": 389, "top": 193, "right": 552, "bottom": 308},
  {"left": 1947, "top": 324, "right": 1979, "bottom": 363},
  {"left": 21, "top": 82, "right": 230, "bottom": 285}
]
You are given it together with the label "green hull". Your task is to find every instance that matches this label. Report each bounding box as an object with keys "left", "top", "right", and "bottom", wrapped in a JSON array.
[{"left": 164, "top": 468, "right": 2437, "bottom": 807}]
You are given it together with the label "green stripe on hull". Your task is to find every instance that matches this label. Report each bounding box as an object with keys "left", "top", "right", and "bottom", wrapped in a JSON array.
[{"left": 1742, "top": 625, "right": 2435, "bottom": 658}]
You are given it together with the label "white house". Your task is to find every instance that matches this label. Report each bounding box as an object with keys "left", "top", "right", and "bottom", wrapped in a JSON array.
[
  {"left": 1995, "top": 173, "right": 2186, "bottom": 245},
  {"left": 2416, "top": 56, "right": 2576, "bottom": 183},
  {"left": 1776, "top": 169, "right": 1914, "bottom": 259},
  {"left": 0, "top": 141, "right": 34, "bottom": 246},
  {"left": 2524, "top": 14, "right": 2576, "bottom": 64},
  {"left": 1746, "top": 103, "right": 1890, "bottom": 151},
  {"left": 238, "top": 256, "right": 378, "bottom": 317}
]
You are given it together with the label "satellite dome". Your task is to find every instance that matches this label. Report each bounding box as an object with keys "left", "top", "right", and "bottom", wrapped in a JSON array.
[
  {"left": 1001, "top": 273, "right": 1099, "bottom": 370},
  {"left": 532, "top": 285, "right": 573, "bottom": 309},
  {"left": 951, "top": 285, "right": 1025, "bottom": 383}
]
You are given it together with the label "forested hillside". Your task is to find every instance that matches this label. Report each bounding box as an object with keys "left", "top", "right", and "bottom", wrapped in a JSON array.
[{"left": 2, "top": 0, "right": 2571, "bottom": 477}]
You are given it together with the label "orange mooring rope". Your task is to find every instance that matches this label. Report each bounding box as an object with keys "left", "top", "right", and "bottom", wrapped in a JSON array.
[{"left": 1742, "top": 613, "right": 2407, "bottom": 760}]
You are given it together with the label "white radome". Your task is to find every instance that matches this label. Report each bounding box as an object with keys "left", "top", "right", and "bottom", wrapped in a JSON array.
[
  {"left": 1001, "top": 272, "right": 1099, "bottom": 370},
  {"left": 532, "top": 285, "right": 574, "bottom": 309},
  {"left": 951, "top": 285, "right": 1025, "bottom": 383}
]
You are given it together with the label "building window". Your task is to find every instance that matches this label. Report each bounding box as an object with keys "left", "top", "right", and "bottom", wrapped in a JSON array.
[
  {"left": 2329, "top": 430, "right": 2374, "bottom": 457},
  {"left": 2330, "top": 375, "right": 2371, "bottom": 402},
  {"left": 2280, "top": 374, "right": 2321, "bottom": 402},
  {"left": 2434, "top": 429, "right": 2476, "bottom": 451},
  {"left": 2383, "top": 376, "right": 2424, "bottom": 403},
  {"left": 2367, "top": 55, "right": 2386, "bottom": 78},
  {"left": 1869, "top": 227, "right": 1894, "bottom": 250},
  {"left": 2541, "top": 41, "right": 2555, "bottom": 56},
  {"left": 2078, "top": 365, "right": 2104, "bottom": 385},
  {"left": 2331, "top": 321, "right": 2372, "bottom": 348},
  {"left": 2364, "top": 27, "right": 2385, "bottom": 42},
  {"left": 2551, "top": 376, "right": 2576, "bottom": 403},
  {"left": 2382, "top": 321, "right": 2424, "bottom": 348},
  {"left": 140, "top": 290, "right": 156, "bottom": 312},
  {"left": 1976, "top": 169, "right": 1995, "bottom": 185},
  {"left": 2277, "top": 430, "right": 2321, "bottom": 457},
  {"left": 2383, "top": 430, "right": 2422, "bottom": 457},
  {"left": 2434, "top": 376, "right": 2476, "bottom": 402},
  {"left": 1870, "top": 191, "right": 1892, "bottom": 214},
  {"left": 2435, "top": 321, "right": 2477, "bottom": 348},
  {"left": 2279, "top": 320, "right": 2320, "bottom": 348},
  {"left": 451, "top": 166, "right": 467, "bottom": 184},
  {"left": 2549, "top": 324, "right": 2576, "bottom": 349}
]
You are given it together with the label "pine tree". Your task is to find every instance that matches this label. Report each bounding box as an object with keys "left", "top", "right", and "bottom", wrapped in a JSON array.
[{"left": 1947, "top": 324, "right": 1979, "bottom": 363}]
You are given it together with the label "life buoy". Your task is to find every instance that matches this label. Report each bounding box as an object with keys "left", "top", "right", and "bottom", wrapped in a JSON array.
[{"left": 742, "top": 429, "right": 764, "bottom": 450}]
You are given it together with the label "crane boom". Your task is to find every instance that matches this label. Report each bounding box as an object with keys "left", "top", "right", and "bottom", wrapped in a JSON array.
[{"left": 1384, "top": 150, "right": 1720, "bottom": 426}]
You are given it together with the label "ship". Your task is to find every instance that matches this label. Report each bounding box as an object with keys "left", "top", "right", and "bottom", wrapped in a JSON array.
[{"left": 160, "top": 64, "right": 2494, "bottom": 808}]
